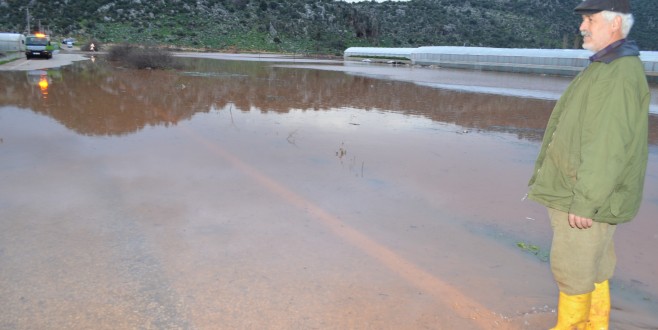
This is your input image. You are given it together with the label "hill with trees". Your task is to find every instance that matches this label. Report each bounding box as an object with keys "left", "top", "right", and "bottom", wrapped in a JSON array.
[{"left": 1, "top": 0, "right": 655, "bottom": 55}]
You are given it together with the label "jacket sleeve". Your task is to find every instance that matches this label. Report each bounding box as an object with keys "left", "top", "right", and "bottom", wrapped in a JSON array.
[{"left": 569, "top": 76, "right": 640, "bottom": 219}]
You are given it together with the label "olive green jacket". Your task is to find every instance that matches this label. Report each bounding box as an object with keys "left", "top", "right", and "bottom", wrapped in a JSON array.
[{"left": 528, "top": 43, "right": 650, "bottom": 224}]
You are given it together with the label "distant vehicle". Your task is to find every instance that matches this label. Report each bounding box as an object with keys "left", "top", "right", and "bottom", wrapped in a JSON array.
[
  {"left": 25, "top": 33, "right": 56, "bottom": 59},
  {"left": 66, "top": 41, "right": 73, "bottom": 48},
  {"left": 62, "top": 38, "right": 76, "bottom": 45}
]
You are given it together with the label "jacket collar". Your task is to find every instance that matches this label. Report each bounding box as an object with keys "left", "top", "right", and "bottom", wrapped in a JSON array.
[{"left": 589, "top": 39, "right": 640, "bottom": 64}]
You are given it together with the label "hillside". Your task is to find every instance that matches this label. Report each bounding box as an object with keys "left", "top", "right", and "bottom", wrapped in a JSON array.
[{"left": 1, "top": 0, "right": 656, "bottom": 54}]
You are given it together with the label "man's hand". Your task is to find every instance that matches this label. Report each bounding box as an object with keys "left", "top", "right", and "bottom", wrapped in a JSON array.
[{"left": 568, "top": 213, "right": 593, "bottom": 229}]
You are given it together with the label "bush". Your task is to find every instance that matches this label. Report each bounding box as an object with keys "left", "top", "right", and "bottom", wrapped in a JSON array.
[
  {"left": 107, "top": 43, "right": 132, "bottom": 61},
  {"left": 107, "top": 44, "right": 181, "bottom": 69}
]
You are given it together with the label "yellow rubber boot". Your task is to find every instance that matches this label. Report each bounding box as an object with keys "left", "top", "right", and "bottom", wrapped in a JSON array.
[
  {"left": 550, "top": 291, "right": 592, "bottom": 330},
  {"left": 587, "top": 280, "right": 610, "bottom": 330}
]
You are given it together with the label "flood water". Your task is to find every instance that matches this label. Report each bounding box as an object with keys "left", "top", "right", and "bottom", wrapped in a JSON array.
[{"left": 1, "top": 57, "right": 657, "bottom": 329}]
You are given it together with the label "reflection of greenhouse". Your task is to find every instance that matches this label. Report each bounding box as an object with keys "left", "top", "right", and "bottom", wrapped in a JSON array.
[{"left": 344, "top": 46, "right": 658, "bottom": 77}]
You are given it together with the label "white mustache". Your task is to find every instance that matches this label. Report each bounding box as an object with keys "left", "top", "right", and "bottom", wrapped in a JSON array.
[{"left": 581, "top": 31, "right": 592, "bottom": 37}]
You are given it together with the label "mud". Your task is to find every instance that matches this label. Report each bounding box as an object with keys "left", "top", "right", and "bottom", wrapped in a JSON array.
[{"left": 0, "top": 55, "right": 657, "bottom": 329}]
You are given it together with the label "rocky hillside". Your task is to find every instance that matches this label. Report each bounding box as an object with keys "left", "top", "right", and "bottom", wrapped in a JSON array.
[{"left": 1, "top": 0, "right": 656, "bottom": 54}]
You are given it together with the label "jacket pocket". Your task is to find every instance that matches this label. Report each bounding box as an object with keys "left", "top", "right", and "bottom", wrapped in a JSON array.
[{"left": 609, "top": 187, "right": 638, "bottom": 218}]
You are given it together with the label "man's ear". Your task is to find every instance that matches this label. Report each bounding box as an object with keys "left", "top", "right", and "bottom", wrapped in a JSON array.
[{"left": 612, "top": 15, "right": 622, "bottom": 32}]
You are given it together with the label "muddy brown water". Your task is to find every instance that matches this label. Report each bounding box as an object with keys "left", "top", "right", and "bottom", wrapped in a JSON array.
[{"left": 1, "top": 57, "right": 657, "bottom": 329}]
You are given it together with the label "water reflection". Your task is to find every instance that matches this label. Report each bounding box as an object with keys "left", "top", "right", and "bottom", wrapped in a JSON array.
[
  {"left": 33, "top": 72, "right": 50, "bottom": 97},
  {"left": 0, "top": 57, "right": 656, "bottom": 144},
  {"left": 23, "top": 70, "right": 56, "bottom": 101}
]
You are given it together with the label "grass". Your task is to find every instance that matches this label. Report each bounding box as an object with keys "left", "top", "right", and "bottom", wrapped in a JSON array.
[
  {"left": 0, "top": 52, "right": 22, "bottom": 65},
  {"left": 0, "top": 58, "right": 18, "bottom": 65},
  {"left": 516, "top": 241, "right": 549, "bottom": 262}
]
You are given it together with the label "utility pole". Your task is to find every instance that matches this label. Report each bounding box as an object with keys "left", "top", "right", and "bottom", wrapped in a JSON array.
[{"left": 26, "top": 7, "right": 30, "bottom": 34}]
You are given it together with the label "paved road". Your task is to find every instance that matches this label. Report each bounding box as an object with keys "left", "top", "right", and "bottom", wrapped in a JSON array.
[{"left": 0, "top": 50, "right": 90, "bottom": 71}]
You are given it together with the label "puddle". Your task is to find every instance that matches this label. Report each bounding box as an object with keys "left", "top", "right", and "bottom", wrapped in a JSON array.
[{"left": 0, "top": 57, "right": 657, "bottom": 329}]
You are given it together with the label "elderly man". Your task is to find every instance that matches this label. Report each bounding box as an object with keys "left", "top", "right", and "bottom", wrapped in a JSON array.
[{"left": 527, "top": 0, "right": 650, "bottom": 329}]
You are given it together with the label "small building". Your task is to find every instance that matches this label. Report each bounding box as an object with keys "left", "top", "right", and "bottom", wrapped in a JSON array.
[{"left": 0, "top": 33, "right": 26, "bottom": 53}]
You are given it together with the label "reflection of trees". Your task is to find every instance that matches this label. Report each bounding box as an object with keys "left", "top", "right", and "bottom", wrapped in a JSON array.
[
  {"left": 0, "top": 62, "right": 196, "bottom": 136},
  {"left": 1, "top": 58, "right": 656, "bottom": 144}
]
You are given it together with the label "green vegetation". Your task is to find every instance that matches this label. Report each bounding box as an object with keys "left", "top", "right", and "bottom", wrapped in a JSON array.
[
  {"left": 0, "top": 56, "right": 19, "bottom": 65},
  {"left": 516, "top": 241, "right": 549, "bottom": 262},
  {"left": 1, "top": 0, "right": 656, "bottom": 55}
]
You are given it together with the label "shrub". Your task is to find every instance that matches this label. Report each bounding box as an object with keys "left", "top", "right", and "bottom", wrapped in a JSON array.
[
  {"left": 107, "top": 43, "right": 132, "bottom": 61},
  {"left": 107, "top": 44, "right": 181, "bottom": 69}
]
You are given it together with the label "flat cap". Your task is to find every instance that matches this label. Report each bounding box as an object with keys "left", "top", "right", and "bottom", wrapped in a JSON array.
[{"left": 574, "top": 0, "right": 631, "bottom": 14}]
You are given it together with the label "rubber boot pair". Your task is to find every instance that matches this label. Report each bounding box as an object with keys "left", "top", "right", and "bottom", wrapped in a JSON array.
[
  {"left": 551, "top": 280, "right": 610, "bottom": 330},
  {"left": 587, "top": 280, "right": 611, "bottom": 330}
]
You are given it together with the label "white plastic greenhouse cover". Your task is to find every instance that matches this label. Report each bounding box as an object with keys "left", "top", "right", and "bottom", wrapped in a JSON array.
[
  {"left": 344, "top": 46, "right": 658, "bottom": 61},
  {"left": 344, "top": 47, "right": 416, "bottom": 58}
]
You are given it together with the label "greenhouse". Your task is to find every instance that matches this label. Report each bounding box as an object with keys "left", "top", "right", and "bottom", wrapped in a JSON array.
[
  {"left": 0, "top": 33, "right": 26, "bottom": 53},
  {"left": 344, "top": 46, "right": 658, "bottom": 77},
  {"left": 342, "top": 47, "right": 416, "bottom": 61}
]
